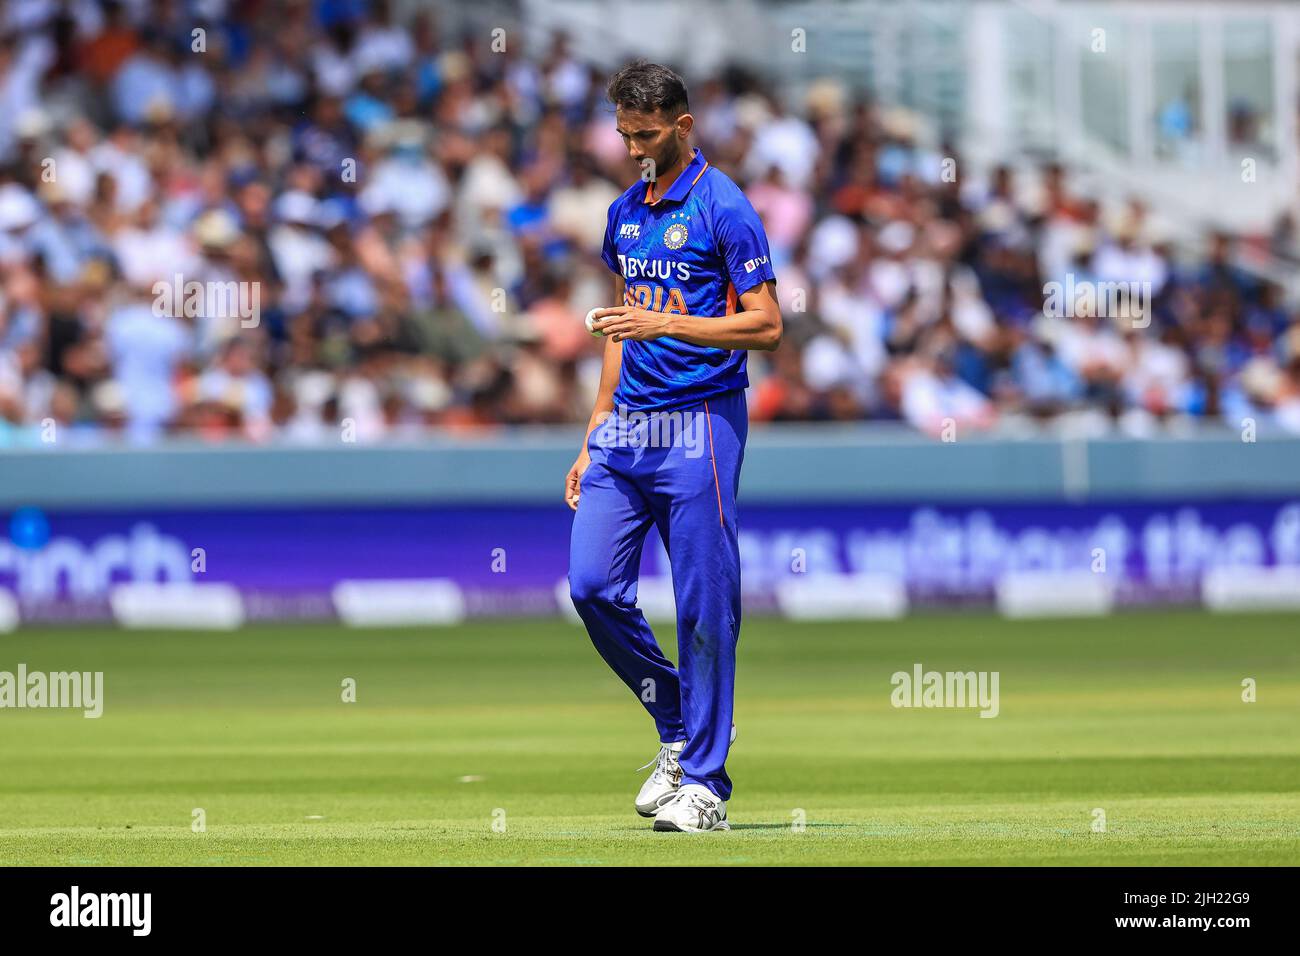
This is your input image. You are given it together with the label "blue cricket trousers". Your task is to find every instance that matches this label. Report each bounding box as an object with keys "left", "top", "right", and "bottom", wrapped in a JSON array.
[{"left": 568, "top": 387, "right": 747, "bottom": 802}]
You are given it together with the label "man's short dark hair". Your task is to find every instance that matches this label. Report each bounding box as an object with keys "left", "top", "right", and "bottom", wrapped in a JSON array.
[{"left": 606, "top": 60, "right": 689, "bottom": 117}]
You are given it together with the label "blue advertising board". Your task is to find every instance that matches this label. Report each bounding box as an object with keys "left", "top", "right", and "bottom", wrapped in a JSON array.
[{"left": 3, "top": 498, "right": 1298, "bottom": 621}]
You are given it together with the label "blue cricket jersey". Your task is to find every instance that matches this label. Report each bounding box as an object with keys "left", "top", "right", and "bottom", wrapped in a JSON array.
[{"left": 600, "top": 147, "right": 776, "bottom": 412}]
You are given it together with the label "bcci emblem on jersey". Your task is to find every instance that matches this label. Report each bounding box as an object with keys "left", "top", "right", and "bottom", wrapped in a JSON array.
[{"left": 662, "top": 218, "right": 689, "bottom": 250}]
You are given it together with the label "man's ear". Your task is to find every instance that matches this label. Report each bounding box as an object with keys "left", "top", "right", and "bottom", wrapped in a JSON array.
[{"left": 676, "top": 112, "right": 694, "bottom": 138}]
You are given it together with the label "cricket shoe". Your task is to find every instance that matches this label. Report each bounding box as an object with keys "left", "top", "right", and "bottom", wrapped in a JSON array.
[
  {"left": 653, "top": 783, "right": 730, "bottom": 832},
  {"left": 634, "top": 724, "right": 736, "bottom": 818},
  {"left": 635, "top": 740, "right": 684, "bottom": 817}
]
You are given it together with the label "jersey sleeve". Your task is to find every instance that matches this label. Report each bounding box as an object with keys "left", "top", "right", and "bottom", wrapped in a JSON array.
[
  {"left": 715, "top": 189, "right": 776, "bottom": 296},
  {"left": 600, "top": 201, "right": 621, "bottom": 276}
]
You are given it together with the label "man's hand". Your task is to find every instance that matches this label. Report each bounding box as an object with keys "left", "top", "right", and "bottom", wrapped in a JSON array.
[
  {"left": 589, "top": 281, "right": 782, "bottom": 351},
  {"left": 564, "top": 448, "right": 591, "bottom": 510},
  {"left": 590, "top": 306, "right": 673, "bottom": 343}
]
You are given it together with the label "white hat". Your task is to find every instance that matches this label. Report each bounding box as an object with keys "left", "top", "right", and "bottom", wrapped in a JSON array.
[
  {"left": 0, "top": 185, "right": 40, "bottom": 232},
  {"left": 877, "top": 220, "right": 915, "bottom": 254},
  {"left": 274, "top": 190, "right": 320, "bottom": 225},
  {"left": 16, "top": 108, "right": 51, "bottom": 140},
  {"left": 358, "top": 186, "right": 398, "bottom": 218},
  {"left": 808, "top": 215, "right": 859, "bottom": 275},
  {"left": 193, "top": 208, "right": 241, "bottom": 248}
]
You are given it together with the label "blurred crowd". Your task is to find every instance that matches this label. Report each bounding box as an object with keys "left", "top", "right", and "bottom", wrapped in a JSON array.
[{"left": 1, "top": 0, "right": 1299, "bottom": 445}]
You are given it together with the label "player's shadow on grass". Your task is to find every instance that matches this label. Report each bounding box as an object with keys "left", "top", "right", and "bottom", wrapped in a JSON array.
[
  {"left": 728, "top": 823, "right": 854, "bottom": 831},
  {"left": 619, "top": 822, "right": 853, "bottom": 832}
]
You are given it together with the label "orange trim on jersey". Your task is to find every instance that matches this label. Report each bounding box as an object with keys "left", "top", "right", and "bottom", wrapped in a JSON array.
[
  {"left": 643, "top": 159, "right": 710, "bottom": 206},
  {"left": 688, "top": 160, "right": 710, "bottom": 189},
  {"left": 725, "top": 281, "right": 737, "bottom": 315},
  {"left": 703, "top": 399, "right": 725, "bottom": 527}
]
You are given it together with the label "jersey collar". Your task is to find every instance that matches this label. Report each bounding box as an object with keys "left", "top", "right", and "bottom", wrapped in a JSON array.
[{"left": 643, "top": 147, "right": 709, "bottom": 206}]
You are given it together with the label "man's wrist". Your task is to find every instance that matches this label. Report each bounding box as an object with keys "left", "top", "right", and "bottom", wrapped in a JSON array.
[{"left": 586, "top": 408, "right": 612, "bottom": 438}]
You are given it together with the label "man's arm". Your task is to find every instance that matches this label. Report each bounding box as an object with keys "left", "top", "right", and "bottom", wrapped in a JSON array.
[
  {"left": 589, "top": 279, "right": 782, "bottom": 351},
  {"left": 565, "top": 277, "right": 626, "bottom": 510}
]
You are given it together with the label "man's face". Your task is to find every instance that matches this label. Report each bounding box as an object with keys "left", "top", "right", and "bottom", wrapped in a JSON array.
[{"left": 615, "top": 106, "right": 689, "bottom": 180}]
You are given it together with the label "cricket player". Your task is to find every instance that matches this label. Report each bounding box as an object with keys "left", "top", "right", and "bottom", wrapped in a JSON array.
[{"left": 565, "top": 61, "right": 782, "bottom": 832}]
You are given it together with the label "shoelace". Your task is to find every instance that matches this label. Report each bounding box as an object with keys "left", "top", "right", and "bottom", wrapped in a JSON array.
[{"left": 635, "top": 744, "right": 675, "bottom": 776}]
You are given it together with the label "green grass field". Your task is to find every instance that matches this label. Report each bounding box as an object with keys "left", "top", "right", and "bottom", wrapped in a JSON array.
[{"left": 0, "top": 610, "right": 1297, "bottom": 866}]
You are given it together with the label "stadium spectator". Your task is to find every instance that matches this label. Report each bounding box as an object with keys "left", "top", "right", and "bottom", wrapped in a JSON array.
[{"left": 0, "top": 3, "right": 1295, "bottom": 447}]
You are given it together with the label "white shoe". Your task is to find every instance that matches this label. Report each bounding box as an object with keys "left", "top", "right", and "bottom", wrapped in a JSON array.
[
  {"left": 634, "top": 724, "right": 737, "bottom": 818},
  {"left": 653, "top": 783, "right": 729, "bottom": 832},
  {"left": 635, "top": 740, "right": 684, "bottom": 817}
]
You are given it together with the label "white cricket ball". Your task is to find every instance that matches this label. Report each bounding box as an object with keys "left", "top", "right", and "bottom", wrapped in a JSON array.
[{"left": 585, "top": 308, "right": 605, "bottom": 336}]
